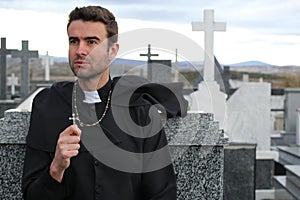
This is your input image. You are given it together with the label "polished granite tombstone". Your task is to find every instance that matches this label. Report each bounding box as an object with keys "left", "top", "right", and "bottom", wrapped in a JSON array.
[
  {"left": 0, "top": 109, "right": 30, "bottom": 200},
  {"left": 0, "top": 110, "right": 228, "bottom": 199},
  {"left": 166, "top": 112, "right": 229, "bottom": 199},
  {"left": 223, "top": 143, "right": 256, "bottom": 200}
]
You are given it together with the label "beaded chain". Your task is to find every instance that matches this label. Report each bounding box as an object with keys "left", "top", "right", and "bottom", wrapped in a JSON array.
[{"left": 69, "top": 81, "right": 112, "bottom": 127}]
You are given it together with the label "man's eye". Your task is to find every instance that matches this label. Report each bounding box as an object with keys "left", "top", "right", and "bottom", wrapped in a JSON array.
[
  {"left": 69, "top": 40, "right": 78, "bottom": 44},
  {"left": 88, "top": 40, "right": 97, "bottom": 45}
]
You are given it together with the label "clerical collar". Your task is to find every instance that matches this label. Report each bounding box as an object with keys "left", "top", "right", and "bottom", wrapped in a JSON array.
[
  {"left": 83, "top": 90, "right": 102, "bottom": 104},
  {"left": 81, "top": 78, "right": 112, "bottom": 104}
]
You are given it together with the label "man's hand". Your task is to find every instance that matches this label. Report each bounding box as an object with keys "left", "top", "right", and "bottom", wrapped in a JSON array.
[{"left": 50, "top": 125, "right": 81, "bottom": 183}]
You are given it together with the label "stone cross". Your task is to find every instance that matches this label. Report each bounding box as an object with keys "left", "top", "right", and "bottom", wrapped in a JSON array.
[
  {"left": 12, "top": 40, "right": 38, "bottom": 98},
  {"left": 7, "top": 73, "right": 18, "bottom": 96},
  {"left": 192, "top": 9, "right": 226, "bottom": 82},
  {"left": 189, "top": 10, "right": 227, "bottom": 130},
  {"left": 42, "top": 51, "right": 53, "bottom": 81},
  {"left": 0, "top": 38, "right": 17, "bottom": 99},
  {"left": 140, "top": 44, "right": 159, "bottom": 63},
  {"left": 140, "top": 44, "right": 159, "bottom": 80}
]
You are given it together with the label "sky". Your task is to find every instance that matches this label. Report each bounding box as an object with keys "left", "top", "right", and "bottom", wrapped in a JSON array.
[{"left": 0, "top": 0, "right": 300, "bottom": 66}]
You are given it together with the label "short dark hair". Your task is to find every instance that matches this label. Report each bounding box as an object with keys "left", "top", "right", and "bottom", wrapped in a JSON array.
[{"left": 67, "top": 6, "right": 118, "bottom": 44}]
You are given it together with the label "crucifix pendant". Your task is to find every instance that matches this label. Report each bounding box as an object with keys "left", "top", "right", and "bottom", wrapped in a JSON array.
[{"left": 69, "top": 113, "right": 77, "bottom": 125}]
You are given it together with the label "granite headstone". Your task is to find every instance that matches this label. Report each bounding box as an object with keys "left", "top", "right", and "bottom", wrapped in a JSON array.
[
  {"left": 0, "top": 38, "right": 17, "bottom": 100},
  {"left": 11, "top": 40, "right": 38, "bottom": 99}
]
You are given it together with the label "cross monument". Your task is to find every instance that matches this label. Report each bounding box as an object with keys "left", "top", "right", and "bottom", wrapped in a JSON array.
[
  {"left": 140, "top": 44, "right": 159, "bottom": 80},
  {"left": 7, "top": 73, "right": 18, "bottom": 96},
  {"left": 189, "top": 9, "right": 228, "bottom": 130},
  {"left": 12, "top": 40, "right": 38, "bottom": 99},
  {"left": 140, "top": 44, "right": 159, "bottom": 63},
  {"left": 192, "top": 9, "right": 226, "bottom": 81},
  {"left": 42, "top": 51, "right": 53, "bottom": 81},
  {"left": 0, "top": 38, "right": 18, "bottom": 99}
]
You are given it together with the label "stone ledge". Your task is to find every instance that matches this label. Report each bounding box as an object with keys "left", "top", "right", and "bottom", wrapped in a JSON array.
[
  {"left": 277, "top": 146, "right": 300, "bottom": 165},
  {"left": 0, "top": 111, "right": 229, "bottom": 146},
  {"left": 166, "top": 113, "right": 228, "bottom": 146},
  {"left": 286, "top": 165, "right": 300, "bottom": 197},
  {"left": 273, "top": 176, "right": 296, "bottom": 200}
]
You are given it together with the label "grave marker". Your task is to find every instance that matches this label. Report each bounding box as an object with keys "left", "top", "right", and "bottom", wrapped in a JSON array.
[
  {"left": 189, "top": 9, "right": 227, "bottom": 129},
  {"left": 42, "top": 51, "right": 53, "bottom": 81},
  {"left": 7, "top": 73, "right": 18, "bottom": 96},
  {"left": 243, "top": 74, "right": 249, "bottom": 82},
  {"left": 149, "top": 59, "right": 172, "bottom": 82},
  {"left": 192, "top": 9, "right": 226, "bottom": 82},
  {"left": 140, "top": 44, "right": 159, "bottom": 80},
  {"left": 0, "top": 38, "right": 17, "bottom": 99},
  {"left": 12, "top": 40, "right": 38, "bottom": 98}
]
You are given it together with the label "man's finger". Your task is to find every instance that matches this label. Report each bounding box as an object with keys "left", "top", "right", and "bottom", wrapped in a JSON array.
[{"left": 61, "top": 125, "right": 81, "bottom": 137}]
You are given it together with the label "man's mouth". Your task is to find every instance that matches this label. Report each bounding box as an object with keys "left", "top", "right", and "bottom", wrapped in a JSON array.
[{"left": 74, "top": 60, "right": 89, "bottom": 66}]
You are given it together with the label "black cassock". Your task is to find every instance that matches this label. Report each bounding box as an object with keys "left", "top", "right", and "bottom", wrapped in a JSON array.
[{"left": 22, "top": 75, "right": 187, "bottom": 200}]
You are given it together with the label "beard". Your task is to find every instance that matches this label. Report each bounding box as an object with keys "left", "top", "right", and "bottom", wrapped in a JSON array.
[{"left": 69, "top": 56, "right": 109, "bottom": 80}]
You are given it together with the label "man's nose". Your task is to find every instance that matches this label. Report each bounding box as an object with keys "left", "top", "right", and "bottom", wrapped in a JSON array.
[{"left": 75, "top": 42, "right": 88, "bottom": 56}]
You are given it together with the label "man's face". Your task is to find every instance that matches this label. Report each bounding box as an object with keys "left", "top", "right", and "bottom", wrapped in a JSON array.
[{"left": 67, "top": 20, "right": 117, "bottom": 80}]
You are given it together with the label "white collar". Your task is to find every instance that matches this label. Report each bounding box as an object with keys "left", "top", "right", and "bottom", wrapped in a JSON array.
[{"left": 83, "top": 90, "right": 102, "bottom": 104}]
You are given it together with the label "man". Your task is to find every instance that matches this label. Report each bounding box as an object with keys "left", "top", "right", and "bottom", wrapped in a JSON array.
[{"left": 22, "top": 5, "right": 186, "bottom": 200}]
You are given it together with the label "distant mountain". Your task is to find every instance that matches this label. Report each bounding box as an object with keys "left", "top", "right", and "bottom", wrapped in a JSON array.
[
  {"left": 112, "top": 58, "right": 203, "bottom": 71},
  {"left": 53, "top": 56, "right": 68, "bottom": 63},
  {"left": 229, "top": 61, "right": 274, "bottom": 67},
  {"left": 51, "top": 56, "right": 203, "bottom": 71},
  {"left": 51, "top": 56, "right": 284, "bottom": 71},
  {"left": 173, "top": 61, "right": 203, "bottom": 71},
  {"left": 52, "top": 57, "right": 146, "bottom": 66},
  {"left": 111, "top": 58, "right": 146, "bottom": 66}
]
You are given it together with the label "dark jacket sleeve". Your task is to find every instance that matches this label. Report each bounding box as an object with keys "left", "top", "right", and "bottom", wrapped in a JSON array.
[
  {"left": 142, "top": 164, "right": 177, "bottom": 200},
  {"left": 138, "top": 104, "right": 177, "bottom": 200},
  {"left": 22, "top": 89, "right": 68, "bottom": 200},
  {"left": 140, "top": 129, "right": 177, "bottom": 200},
  {"left": 22, "top": 147, "right": 67, "bottom": 199}
]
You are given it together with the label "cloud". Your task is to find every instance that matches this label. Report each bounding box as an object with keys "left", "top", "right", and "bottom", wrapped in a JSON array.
[
  {"left": 211, "top": 0, "right": 300, "bottom": 34},
  {"left": 2, "top": 0, "right": 300, "bottom": 35},
  {"left": 0, "top": 0, "right": 95, "bottom": 13},
  {"left": 1, "top": 0, "right": 300, "bottom": 65}
]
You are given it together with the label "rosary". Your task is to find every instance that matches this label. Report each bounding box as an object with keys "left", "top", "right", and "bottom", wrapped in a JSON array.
[{"left": 69, "top": 81, "right": 112, "bottom": 127}]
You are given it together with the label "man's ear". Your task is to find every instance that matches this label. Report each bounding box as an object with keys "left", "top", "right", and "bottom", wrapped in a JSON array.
[{"left": 108, "top": 43, "right": 119, "bottom": 61}]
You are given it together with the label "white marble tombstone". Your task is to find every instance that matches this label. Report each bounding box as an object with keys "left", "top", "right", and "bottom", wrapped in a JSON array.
[{"left": 227, "top": 82, "right": 271, "bottom": 151}]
